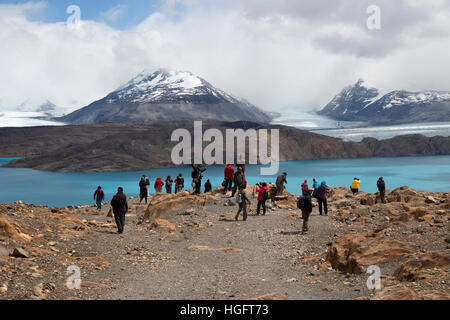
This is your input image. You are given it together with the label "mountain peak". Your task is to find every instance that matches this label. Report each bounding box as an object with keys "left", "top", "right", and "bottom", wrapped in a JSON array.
[
  {"left": 57, "top": 68, "right": 272, "bottom": 125},
  {"left": 318, "top": 80, "right": 450, "bottom": 124}
]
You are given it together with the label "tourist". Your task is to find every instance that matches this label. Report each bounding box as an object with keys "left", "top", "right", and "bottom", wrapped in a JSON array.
[
  {"left": 111, "top": 187, "right": 128, "bottom": 234},
  {"left": 312, "top": 178, "right": 319, "bottom": 198},
  {"left": 351, "top": 178, "right": 360, "bottom": 194},
  {"left": 299, "top": 192, "right": 313, "bottom": 234},
  {"left": 301, "top": 179, "right": 309, "bottom": 195},
  {"left": 165, "top": 176, "right": 173, "bottom": 194},
  {"left": 256, "top": 182, "right": 269, "bottom": 216},
  {"left": 154, "top": 177, "right": 164, "bottom": 193},
  {"left": 317, "top": 181, "right": 330, "bottom": 216},
  {"left": 235, "top": 188, "right": 251, "bottom": 221},
  {"left": 313, "top": 178, "right": 319, "bottom": 190},
  {"left": 231, "top": 165, "right": 246, "bottom": 197},
  {"left": 224, "top": 164, "right": 235, "bottom": 192},
  {"left": 175, "top": 174, "right": 184, "bottom": 194},
  {"left": 191, "top": 164, "right": 206, "bottom": 194},
  {"left": 144, "top": 175, "right": 150, "bottom": 195},
  {"left": 139, "top": 175, "right": 148, "bottom": 204},
  {"left": 204, "top": 179, "right": 212, "bottom": 193},
  {"left": 276, "top": 172, "right": 288, "bottom": 196},
  {"left": 377, "top": 177, "right": 386, "bottom": 204},
  {"left": 93, "top": 186, "right": 104, "bottom": 210}
]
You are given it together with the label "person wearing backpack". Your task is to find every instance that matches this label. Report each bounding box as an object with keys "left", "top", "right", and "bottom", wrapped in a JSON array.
[
  {"left": 231, "top": 165, "right": 246, "bottom": 197},
  {"left": 317, "top": 181, "right": 330, "bottom": 216},
  {"left": 204, "top": 179, "right": 212, "bottom": 193},
  {"left": 301, "top": 179, "right": 309, "bottom": 195},
  {"left": 351, "top": 178, "right": 360, "bottom": 194},
  {"left": 298, "top": 192, "right": 313, "bottom": 234},
  {"left": 93, "top": 186, "right": 105, "bottom": 210},
  {"left": 139, "top": 175, "right": 148, "bottom": 204},
  {"left": 165, "top": 176, "right": 173, "bottom": 194},
  {"left": 235, "top": 188, "right": 251, "bottom": 221},
  {"left": 191, "top": 164, "right": 206, "bottom": 194},
  {"left": 256, "top": 182, "right": 269, "bottom": 216},
  {"left": 377, "top": 177, "right": 386, "bottom": 204},
  {"left": 174, "top": 174, "right": 184, "bottom": 194},
  {"left": 312, "top": 178, "right": 320, "bottom": 199},
  {"left": 111, "top": 187, "right": 128, "bottom": 234}
]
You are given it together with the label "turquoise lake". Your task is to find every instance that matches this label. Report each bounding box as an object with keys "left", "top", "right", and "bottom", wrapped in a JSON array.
[{"left": 0, "top": 156, "right": 449, "bottom": 208}]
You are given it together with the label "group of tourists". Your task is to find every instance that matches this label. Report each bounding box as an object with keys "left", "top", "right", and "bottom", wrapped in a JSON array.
[{"left": 94, "top": 163, "right": 388, "bottom": 235}]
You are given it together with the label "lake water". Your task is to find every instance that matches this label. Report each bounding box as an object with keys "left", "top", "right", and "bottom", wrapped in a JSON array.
[
  {"left": 271, "top": 111, "right": 450, "bottom": 142},
  {"left": 0, "top": 156, "right": 449, "bottom": 208}
]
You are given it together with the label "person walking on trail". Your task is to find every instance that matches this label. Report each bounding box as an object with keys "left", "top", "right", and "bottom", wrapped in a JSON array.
[
  {"left": 93, "top": 186, "right": 105, "bottom": 210},
  {"left": 165, "top": 176, "right": 173, "bottom": 194},
  {"left": 235, "top": 188, "right": 251, "bottom": 221},
  {"left": 317, "top": 181, "right": 330, "bottom": 216},
  {"left": 224, "top": 164, "right": 235, "bottom": 192},
  {"left": 154, "top": 177, "right": 164, "bottom": 193},
  {"left": 111, "top": 187, "right": 128, "bottom": 234},
  {"left": 298, "top": 192, "right": 313, "bottom": 234},
  {"left": 231, "top": 165, "right": 246, "bottom": 197},
  {"left": 191, "top": 164, "right": 206, "bottom": 194},
  {"left": 377, "top": 177, "right": 386, "bottom": 204},
  {"left": 204, "top": 179, "right": 212, "bottom": 193},
  {"left": 351, "top": 178, "right": 360, "bottom": 194},
  {"left": 174, "top": 174, "right": 184, "bottom": 194},
  {"left": 276, "top": 172, "right": 288, "bottom": 196},
  {"left": 139, "top": 175, "right": 148, "bottom": 204},
  {"left": 256, "top": 182, "right": 269, "bottom": 216}
]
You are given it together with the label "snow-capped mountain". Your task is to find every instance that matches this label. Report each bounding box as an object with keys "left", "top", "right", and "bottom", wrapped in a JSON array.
[
  {"left": 58, "top": 69, "right": 272, "bottom": 124},
  {"left": 318, "top": 80, "right": 450, "bottom": 124},
  {"left": 16, "top": 98, "right": 57, "bottom": 114}
]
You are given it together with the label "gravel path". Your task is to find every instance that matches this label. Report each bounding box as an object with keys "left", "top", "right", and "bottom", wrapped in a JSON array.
[{"left": 79, "top": 193, "right": 372, "bottom": 300}]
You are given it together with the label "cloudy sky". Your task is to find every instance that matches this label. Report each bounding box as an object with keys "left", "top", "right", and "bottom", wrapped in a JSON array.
[{"left": 1, "top": 0, "right": 450, "bottom": 113}]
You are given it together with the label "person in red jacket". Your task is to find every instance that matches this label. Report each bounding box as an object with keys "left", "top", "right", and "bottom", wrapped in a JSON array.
[
  {"left": 93, "top": 186, "right": 105, "bottom": 210},
  {"left": 301, "top": 180, "right": 309, "bottom": 195},
  {"left": 224, "top": 164, "right": 235, "bottom": 192},
  {"left": 154, "top": 177, "right": 164, "bottom": 193}
]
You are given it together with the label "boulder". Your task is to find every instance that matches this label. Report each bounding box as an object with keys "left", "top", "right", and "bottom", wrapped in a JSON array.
[
  {"left": 10, "top": 247, "right": 30, "bottom": 258},
  {"left": 187, "top": 245, "right": 243, "bottom": 253},
  {"left": 394, "top": 250, "right": 450, "bottom": 282},
  {"left": 0, "top": 245, "right": 11, "bottom": 258},
  {"left": 0, "top": 218, "right": 19, "bottom": 240},
  {"left": 143, "top": 192, "right": 217, "bottom": 220},
  {"left": 372, "top": 284, "right": 421, "bottom": 300},
  {"left": 150, "top": 219, "right": 177, "bottom": 233},
  {"left": 250, "top": 293, "right": 289, "bottom": 300},
  {"left": 418, "top": 290, "right": 450, "bottom": 300},
  {"left": 424, "top": 196, "right": 440, "bottom": 205},
  {"left": 326, "top": 233, "right": 416, "bottom": 274}
]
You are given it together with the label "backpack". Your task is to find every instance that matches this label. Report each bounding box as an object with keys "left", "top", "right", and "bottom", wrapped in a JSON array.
[
  {"left": 236, "top": 194, "right": 242, "bottom": 204},
  {"left": 312, "top": 188, "right": 319, "bottom": 199},
  {"left": 263, "top": 189, "right": 270, "bottom": 201},
  {"left": 297, "top": 196, "right": 306, "bottom": 210}
]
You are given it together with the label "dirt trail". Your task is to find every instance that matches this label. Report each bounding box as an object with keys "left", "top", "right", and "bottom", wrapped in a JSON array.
[{"left": 80, "top": 194, "right": 369, "bottom": 300}]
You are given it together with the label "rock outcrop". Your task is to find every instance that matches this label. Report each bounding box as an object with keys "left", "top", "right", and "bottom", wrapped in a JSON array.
[{"left": 143, "top": 191, "right": 218, "bottom": 221}]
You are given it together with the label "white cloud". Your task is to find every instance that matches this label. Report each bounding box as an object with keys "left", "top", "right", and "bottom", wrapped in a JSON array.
[
  {"left": 98, "top": 5, "right": 126, "bottom": 23},
  {"left": 0, "top": 0, "right": 449, "bottom": 113}
]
